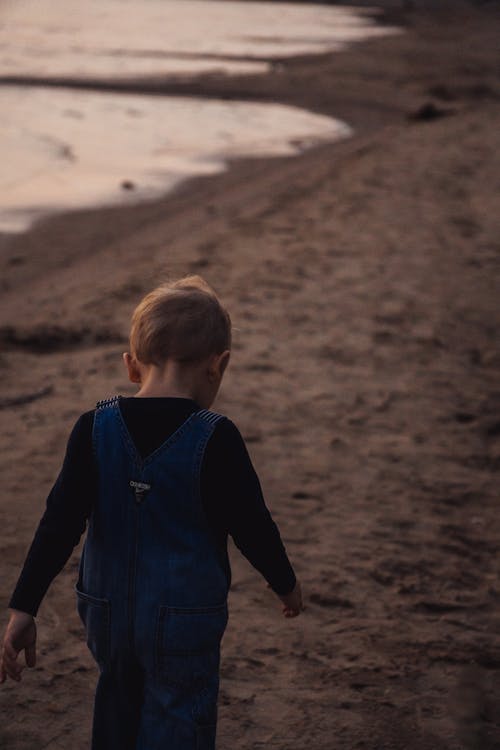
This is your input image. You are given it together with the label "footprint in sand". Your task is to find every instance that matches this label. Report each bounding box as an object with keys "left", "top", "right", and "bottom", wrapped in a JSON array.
[{"left": 309, "top": 592, "right": 354, "bottom": 609}]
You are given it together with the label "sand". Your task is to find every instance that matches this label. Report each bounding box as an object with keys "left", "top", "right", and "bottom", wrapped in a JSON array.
[{"left": 1, "top": 2, "right": 500, "bottom": 748}]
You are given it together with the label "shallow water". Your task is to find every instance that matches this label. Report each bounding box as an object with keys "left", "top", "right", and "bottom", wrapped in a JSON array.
[
  {"left": 0, "top": 0, "right": 398, "bottom": 233},
  {"left": 0, "top": 88, "right": 352, "bottom": 232},
  {"left": 0, "top": 0, "right": 394, "bottom": 79}
]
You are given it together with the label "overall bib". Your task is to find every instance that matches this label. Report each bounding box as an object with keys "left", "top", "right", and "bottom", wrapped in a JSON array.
[{"left": 76, "top": 396, "right": 229, "bottom": 750}]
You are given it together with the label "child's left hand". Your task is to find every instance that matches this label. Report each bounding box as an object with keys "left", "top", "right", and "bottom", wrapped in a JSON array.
[
  {"left": 278, "top": 581, "right": 304, "bottom": 618},
  {"left": 0, "top": 609, "right": 37, "bottom": 683}
]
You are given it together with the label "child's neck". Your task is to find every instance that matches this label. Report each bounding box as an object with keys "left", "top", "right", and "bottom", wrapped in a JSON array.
[
  {"left": 134, "top": 385, "right": 195, "bottom": 400},
  {"left": 134, "top": 361, "right": 201, "bottom": 403}
]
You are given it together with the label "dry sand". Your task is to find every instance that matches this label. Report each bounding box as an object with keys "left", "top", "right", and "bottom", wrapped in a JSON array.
[{"left": 1, "top": 2, "right": 500, "bottom": 748}]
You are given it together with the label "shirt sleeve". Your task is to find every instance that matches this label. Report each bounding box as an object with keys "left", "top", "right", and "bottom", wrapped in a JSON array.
[
  {"left": 8, "top": 411, "right": 95, "bottom": 617},
  {"left": 201, "top": 418, "right": 297, "bottom": 596}
]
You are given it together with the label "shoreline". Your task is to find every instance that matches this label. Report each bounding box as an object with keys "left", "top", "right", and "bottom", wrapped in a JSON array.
[
  {"left": 1, "top": 1, "right": 498, "bottom": 247},
  {"left": 1, "top": 2, "right": 500, "bottom": 749},
  {"left": 0, "top": 1, "right": 402, "bottom": 239}
]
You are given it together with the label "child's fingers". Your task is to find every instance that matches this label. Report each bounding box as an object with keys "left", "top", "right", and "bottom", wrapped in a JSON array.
[
  {"left": 2, "top": 642, "right": 22, "bottom": 681},
  {"left": 25, "top": 642, "right": 36, "bottom": 668},
  {"left": 2, "top": 641, "right": 18, "bottom": 666},
  {"left": 283, "top": 602, "right": 306, "bottom": 617}
]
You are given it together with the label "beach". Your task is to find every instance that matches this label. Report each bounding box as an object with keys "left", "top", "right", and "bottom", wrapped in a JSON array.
[{"left": 1, "top": 1, "right": 500, "bottom": 748}]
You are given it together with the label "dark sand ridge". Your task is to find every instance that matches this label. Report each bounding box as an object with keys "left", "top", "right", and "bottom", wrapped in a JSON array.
[{"left": 1, "top": 2, "right": 500, "bottom": 748}]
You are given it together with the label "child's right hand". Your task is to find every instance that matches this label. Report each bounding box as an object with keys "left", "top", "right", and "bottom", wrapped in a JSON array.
[
  {"left": 278, "top": 581, "right": 304, "bottom": 618},
  {"left": 0, "top": 609, "right": 37, "bottom": 684}
]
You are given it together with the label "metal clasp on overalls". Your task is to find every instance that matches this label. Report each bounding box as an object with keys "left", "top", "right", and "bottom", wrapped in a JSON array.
[{"left": 129, "top": 480, "right": 151, "bottom": 504}]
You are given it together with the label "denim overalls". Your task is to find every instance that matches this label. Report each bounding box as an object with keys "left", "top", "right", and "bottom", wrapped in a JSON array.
[{"left": 75, "top": 396, "right": 229, "bottom": 750}]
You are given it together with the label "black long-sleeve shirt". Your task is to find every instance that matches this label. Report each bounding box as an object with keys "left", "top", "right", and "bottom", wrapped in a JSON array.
[{"left": 9, "top": 397, "right": 296, "bottom": 616}]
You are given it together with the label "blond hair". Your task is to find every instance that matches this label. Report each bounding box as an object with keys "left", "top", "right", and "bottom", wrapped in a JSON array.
[{"left": 130, "top": 276, "right": 231, "bottom": 365}]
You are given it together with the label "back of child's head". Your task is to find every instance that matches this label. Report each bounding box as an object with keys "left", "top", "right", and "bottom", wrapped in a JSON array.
[{"left": 130, "top": 276, "right": 231, "bottom": 366}]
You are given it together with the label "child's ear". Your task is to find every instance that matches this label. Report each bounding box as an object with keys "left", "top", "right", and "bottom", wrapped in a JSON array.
[
  {"left": 219, "top": 350, "right": 230, "bottom": 377},
  {"left": 207, "top": 350, "right": 230, "bottom": 383},
  {"left": 123, "top": 352, "right": 142, "bottom": 384}
]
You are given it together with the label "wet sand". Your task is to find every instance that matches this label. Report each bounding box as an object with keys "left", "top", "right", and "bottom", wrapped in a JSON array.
[{"left": 1, "top": 2, "right": 500, "bottom": 748}]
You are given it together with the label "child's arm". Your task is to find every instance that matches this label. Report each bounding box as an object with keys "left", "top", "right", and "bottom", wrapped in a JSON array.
[
  {"left": 203, "top": 418, "right": 304, "bottom": 617},
  {"left": 0, "top": 609, "right": 36, "bottom": 683},
  {"left": 7, "top": 412, "right": 95, "bottom": 618},
  {"left": 2, "top": 411, "right": 95, "bottom": 681}
]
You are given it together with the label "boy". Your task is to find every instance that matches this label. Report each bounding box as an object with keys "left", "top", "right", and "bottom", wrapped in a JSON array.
[{"left": 1, "top": 276, "right": 303, "bottom": 749}]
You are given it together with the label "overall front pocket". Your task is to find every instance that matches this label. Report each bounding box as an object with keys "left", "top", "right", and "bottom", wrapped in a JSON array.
[
  {"left": 156, "top": 603, "right": 228, "bottom": 690},
  {"left": 75, "top": 586, "right": 111, "bottom": 667}
]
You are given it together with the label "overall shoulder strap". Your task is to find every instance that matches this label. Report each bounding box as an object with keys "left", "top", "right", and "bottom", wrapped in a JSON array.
[
  {"left": 195, "top": 408, "right": 226, "bottom": 427},
  {"left": 95, "top": 394, "right": 120, "bottom": 411},
  {"left": 92, "top": 395, "right": 123, "bottom": 463}
]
